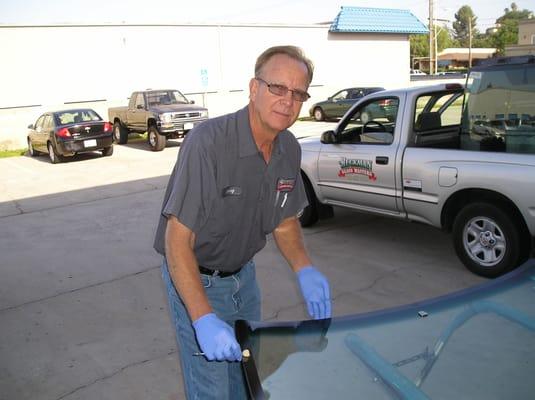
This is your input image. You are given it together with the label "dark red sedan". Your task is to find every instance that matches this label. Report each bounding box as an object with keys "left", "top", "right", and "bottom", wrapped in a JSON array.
[{"left": 27, "top": 108, "right": 113, "bottom": 164}]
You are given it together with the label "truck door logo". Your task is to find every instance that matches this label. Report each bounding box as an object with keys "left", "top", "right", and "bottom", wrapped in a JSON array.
[{"left": 338, "top": 157, "right": 376, "bottom": 181}]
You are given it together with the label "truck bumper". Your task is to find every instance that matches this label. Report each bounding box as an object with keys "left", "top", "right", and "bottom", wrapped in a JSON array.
[{"left": 158, "top": 119, "right": 207, "bottom": 137}]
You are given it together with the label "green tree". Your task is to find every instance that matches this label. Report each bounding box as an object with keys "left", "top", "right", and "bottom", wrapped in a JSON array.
[
  {"left": 410, "top": 34, "right": 428, "bottom": 59},
  {"left": 453, "top": 5, "right": 478, "bottom": 47},
  {"left": 436, "top": 24, "right": 455, "bottom": 50},
  {"left": 488, "top": 2, "right": 533, "bottom": 54},
  {"left": 472, "top": 33, "right": 493, "bottom": 48},
  {"left": 496, "top": 2, "right": 532, "bottom": 24},
  {"left": 410, "top": 27, "right": 455, "bottom": 71}
]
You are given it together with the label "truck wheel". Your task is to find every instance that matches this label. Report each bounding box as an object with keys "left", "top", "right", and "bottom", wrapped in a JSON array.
[
  {"left": 313, "top": 107, "right": 325, "bottom": 122},
  {"left": 299, "top": 178, "right": 319, "bottom": 227},
  {"left": 113, "top": 121, "right": 128, "bottom": 144},
  {"left": 148, "top": 125, "right": 166, "bottom": 152},
  {"left": 452, "top": 202, "right": 523, "bottom": 278}
]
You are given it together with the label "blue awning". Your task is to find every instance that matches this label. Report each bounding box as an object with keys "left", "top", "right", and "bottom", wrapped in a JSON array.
[{"left": 330, "top": 6, "right": 428, "bottom": 34}]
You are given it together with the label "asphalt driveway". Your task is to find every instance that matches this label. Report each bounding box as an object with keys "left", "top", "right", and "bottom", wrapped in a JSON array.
[{"left": 0, "top": 122, "right": 485, "bottom": 400}]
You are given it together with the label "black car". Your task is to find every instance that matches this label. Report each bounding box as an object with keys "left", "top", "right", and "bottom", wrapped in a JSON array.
[
  {"left": 27, "top": 108, "right": 114, "bottom": 163},
  {"left": 309, "top": 87, "right": 385, "bottom": 121}
]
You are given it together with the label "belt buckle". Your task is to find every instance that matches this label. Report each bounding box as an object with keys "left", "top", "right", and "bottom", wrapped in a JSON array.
[{"left": 213, "top": 269, "right": 220, "bottom": 277}]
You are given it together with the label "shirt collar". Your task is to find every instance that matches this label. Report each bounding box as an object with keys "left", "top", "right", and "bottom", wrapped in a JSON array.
[{"left": 238, "top": 105, "right": 287, "bottom": 159}]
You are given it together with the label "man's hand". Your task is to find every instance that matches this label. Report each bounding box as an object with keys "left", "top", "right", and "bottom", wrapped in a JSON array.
[
  {"left": 297, "top": 266, "right": 331, "bottom": 320},
  {"left": 192, "top": 313, "right": 242, "bottom": 361}
]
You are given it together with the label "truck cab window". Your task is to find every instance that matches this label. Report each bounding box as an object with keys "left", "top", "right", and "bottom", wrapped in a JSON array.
[
  {"left": 411, "top": 91, "right": 463, "bottom": 149},
  {"left": 337, "top": 97, "right": 398, "bottom": 145},
  {"left": 134, "top": 93, "right": 145, "bottom": 109}
]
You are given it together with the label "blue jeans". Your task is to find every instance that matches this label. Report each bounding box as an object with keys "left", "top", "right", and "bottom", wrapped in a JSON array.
[{"left": 161, "top": 258, "right": 261, "bottom": 400}]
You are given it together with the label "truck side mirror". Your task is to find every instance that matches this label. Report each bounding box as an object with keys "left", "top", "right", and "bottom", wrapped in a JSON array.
[
  {"left": 136, "top": 104, "right": 144, "bottom": 110},
  {"left": 320, "top": 130, "right": 337, "bottom": 144},
  {"left": 27, "top": 124, "right": 34, "bottom": 129},
  {"left": 190, "top": 100, "right": 195, "bottom": 104}
]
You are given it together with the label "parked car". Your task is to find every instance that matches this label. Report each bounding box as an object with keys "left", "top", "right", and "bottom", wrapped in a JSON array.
[
  {"left": 27, "top": 108, "right": 113, "bottom": 164},
  {"left": 410, "top": 68, "right": 427, "bottom": 76},
  {"left": 309, "top": 87, "right": 385, "bottom": 121},
  {"left": 108, "top": 89, "right": 209, "bottom": 151},
  {"left": 356, "top": 98, "right": 397, "bottom": 124},
  {"left": 237, "top": 259, "right": 535, "bottom": 400},
  {"left": 473, "top": 118, "right": 535, "bottom": 137}
]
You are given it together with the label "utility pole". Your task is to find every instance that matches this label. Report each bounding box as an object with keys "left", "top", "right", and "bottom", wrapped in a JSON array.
[
  {"left": 468, "top": 18, "right": 473, "bottom": 68},
  {"left": 429, "top": 0, "right": 435, "bottom": 74}
]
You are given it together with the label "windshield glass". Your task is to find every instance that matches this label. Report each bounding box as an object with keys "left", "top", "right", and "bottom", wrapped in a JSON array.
[
  {"left": 237, "top": 260, "right": 535, "bottom": 400},
  {"left": 146, "top": 90, "right": 189, "bottom": 106}
]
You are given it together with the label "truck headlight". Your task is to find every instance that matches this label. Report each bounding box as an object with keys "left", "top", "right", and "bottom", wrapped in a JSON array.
[
  {"left": 160, "top": 113, "right": 172, "bottom": 123},
  {"left": 201, "top": 110, "right": 209, "bottom": 118}
]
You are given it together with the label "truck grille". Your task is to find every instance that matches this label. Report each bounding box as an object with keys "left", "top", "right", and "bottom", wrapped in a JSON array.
[{"left": 174, "top": 112, "right": 201, "bottom": 119}]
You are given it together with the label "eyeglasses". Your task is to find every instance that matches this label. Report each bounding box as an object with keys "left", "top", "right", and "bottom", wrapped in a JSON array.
[{"left": 255, "top": 77, "right": 310, "bottom": 102}]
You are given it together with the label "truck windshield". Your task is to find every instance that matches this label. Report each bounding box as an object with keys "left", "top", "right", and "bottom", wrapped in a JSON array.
[
  {"left": 237, "top": 260, "right": 535, "bottom": 400},
  {"left": 147, "top": 90, "right": 190, "bottom": 106},
  {"left": 461, "top": 62, "right": 535, "bottom": 154}
]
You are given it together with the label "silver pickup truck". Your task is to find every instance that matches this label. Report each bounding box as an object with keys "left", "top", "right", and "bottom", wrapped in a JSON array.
[{"left": 299, "top": 56, "right": 535, "bottom": 278}]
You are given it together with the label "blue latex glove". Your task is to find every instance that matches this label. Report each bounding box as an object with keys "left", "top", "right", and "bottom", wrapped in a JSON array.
[
  {"left": 297, "top": 266, "right": 332, "bottom": 320},
  {"left": 192, "top": 313, "right": 242, "bottom": 362}
]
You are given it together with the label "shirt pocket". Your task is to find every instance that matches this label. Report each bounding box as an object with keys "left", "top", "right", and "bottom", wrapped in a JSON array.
[
  {"left": 262, "top": 189, "right": 288, "bottom": 234},
  {"left": 207, "top": 190, "right": 245, "bottom": 237}
]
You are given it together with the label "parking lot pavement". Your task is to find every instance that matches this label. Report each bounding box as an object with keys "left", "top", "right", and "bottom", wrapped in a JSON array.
[
  {"left": 0, "top": 124, "right": 485, "bottom": 400},
  {"left": 293, "top": 119, "right": 337, "bottom": 138}
]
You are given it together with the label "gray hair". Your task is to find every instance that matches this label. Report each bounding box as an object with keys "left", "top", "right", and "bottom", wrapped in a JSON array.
[{"left": 254, "top": 45, "right": 314, "bottom": 84}]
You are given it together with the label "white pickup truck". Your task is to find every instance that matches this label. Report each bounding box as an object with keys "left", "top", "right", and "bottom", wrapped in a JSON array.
[{"left": 299, "top": 56, "right": 535, "bottom": 278}]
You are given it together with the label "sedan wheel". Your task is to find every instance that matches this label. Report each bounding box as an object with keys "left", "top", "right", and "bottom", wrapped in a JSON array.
[
  {"left": 47, "top": 142, "right": 62, "bottom": 164},
  {"left": 102, "top": 146, "right": 113, "bottom": 157},
  {"left": 27, "top": 137, "right": 38, "bottom": 157},
  {"left": 313, "top": 107, "right": 325, "bottom": 122}
]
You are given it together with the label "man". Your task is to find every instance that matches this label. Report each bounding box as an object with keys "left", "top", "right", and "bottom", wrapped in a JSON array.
[{"left": 153, "top": 45, "right": 331, "bottom": 400}]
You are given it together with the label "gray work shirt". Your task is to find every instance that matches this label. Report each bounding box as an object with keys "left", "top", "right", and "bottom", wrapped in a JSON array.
[{"left": 153, "top": 106, "right": 307, "bottom": 272}]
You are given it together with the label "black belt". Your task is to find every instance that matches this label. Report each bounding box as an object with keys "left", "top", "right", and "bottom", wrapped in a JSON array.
[{"left": 199, "top": 265, "right": 241, "bottom": 278}]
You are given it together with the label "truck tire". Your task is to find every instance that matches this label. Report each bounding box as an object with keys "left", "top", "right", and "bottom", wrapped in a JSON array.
[
  {"left": 452, "top": 202, "right": 523, "bottom": 278},
  {"left": 113, "top": 121, "right": 128, "bottom": 144},
  {"left": 299, "top": 178, "right": 319, "bottom": 227},
  {"left": 148, "top": 125, "right": 166, "bottom": 152}
]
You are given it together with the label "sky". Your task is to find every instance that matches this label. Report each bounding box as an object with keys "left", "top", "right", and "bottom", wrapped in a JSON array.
[{"left": 0, "top": 0, "right": 533, "bottom": 31}]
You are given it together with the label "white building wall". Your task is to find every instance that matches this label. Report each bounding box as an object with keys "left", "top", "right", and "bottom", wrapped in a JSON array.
[{"left": 0, "top": 23, "right": 411, "bottom": 150}]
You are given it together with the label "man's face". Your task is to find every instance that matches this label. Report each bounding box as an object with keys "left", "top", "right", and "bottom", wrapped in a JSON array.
[{"left": 249, "top": 54, "right": 310, "bottom": 134}]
